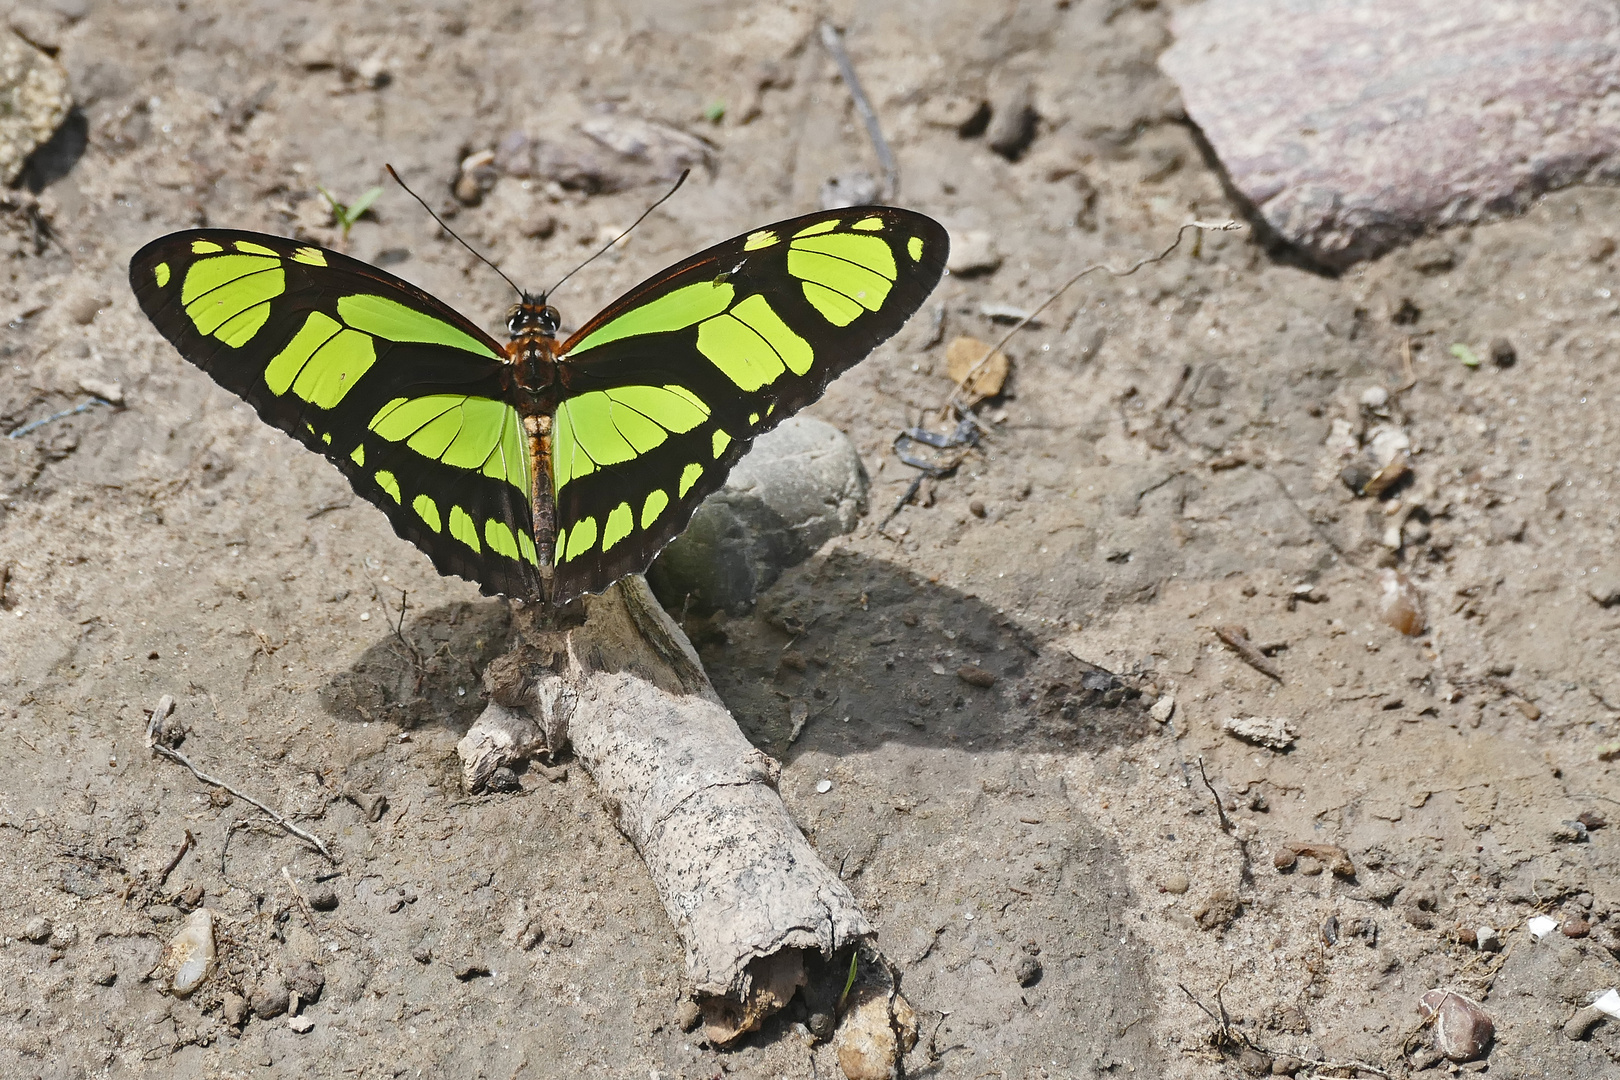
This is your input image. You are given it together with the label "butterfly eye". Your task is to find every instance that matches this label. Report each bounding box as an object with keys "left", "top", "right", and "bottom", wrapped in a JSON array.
[
  {"left": 539, "top": 306, "right": 560, "bottom": 336},
  {"left": 505, "top": 304, "right": 526, "bottom": 335}
]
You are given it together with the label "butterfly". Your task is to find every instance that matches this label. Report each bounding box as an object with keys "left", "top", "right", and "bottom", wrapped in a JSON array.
[{"left": 129, "top": 207, "right": 948, "bottom": 606}]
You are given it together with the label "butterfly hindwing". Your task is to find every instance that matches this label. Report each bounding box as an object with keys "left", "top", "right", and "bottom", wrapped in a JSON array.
[
  {"left": 547, "top": 207, "right": 949, "bottom": 604},
  {"left": 129, "top": 230, "right": 546, "bottom": 600}
]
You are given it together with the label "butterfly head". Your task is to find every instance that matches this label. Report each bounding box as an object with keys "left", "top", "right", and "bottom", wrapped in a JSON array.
[{"left": 506, "top": 295, "right": 560, "bottom": 339}]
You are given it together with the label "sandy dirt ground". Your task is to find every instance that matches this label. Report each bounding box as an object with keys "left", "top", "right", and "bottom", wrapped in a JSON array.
[{"left": 1, "top": 1, "right": 1618, "bottom": 1077}]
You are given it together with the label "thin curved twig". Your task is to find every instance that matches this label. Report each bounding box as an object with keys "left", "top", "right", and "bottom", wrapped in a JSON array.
[{"left": 944, "top": 220, "right": 1244, "bottom": 413}]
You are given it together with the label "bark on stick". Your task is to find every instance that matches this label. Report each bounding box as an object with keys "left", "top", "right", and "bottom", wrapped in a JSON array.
[{"left": 461, "top": 575, "right": 871, "bottom": 1042}]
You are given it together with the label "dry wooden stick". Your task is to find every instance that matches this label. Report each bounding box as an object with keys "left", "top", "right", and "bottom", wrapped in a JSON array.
[{"left": 144, "top": 695, "right": 336, "bottom": 862}]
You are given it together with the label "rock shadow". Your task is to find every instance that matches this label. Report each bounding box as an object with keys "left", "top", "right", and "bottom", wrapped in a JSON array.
[
  {"left": 318, "top": 598, "right": 512, "bottom": 734},
  {"left": 19, "top": 107, "right": 88, "bottom": 192},
  {"left": 687, "top": 548, "right": 1157, "bottom": 761}
]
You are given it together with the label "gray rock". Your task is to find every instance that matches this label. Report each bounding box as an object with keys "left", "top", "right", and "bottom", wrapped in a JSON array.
[
  {"left": 648, "top": 417, "right": 868, "bottom": 614},
  {"left": 249, "top": 973, "right": 289, "bottom": 1019},
  {"left": 1160, "top": 0, "right": 1620, "bottom": 269},
  {"left": 283, "top": 959, "right": 325, "bottom": 1005},
  {"left": 986, "top": 82, "right": 1037, "bottom": 160},
  {"left": 0, "top": 33, "right": 72, "bottom": 185}
]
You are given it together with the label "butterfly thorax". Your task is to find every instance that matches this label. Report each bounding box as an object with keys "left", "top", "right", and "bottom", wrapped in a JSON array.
[{"left": 504, "top": 296, "right": 562, "bottom": 404}]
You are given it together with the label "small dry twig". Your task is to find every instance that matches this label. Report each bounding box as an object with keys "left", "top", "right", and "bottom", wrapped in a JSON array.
[
  {"left": 155, "top": 829, "right": 195, "bottom": 887},
  {"left": 144, "top": 695, "right": 335, "bottom": 861},
  {"left": 944, "top": 220, "right": 1243, "bottom": 413},
  {"left": 1214, "top": 624, "right": 1283, "bottom": 682},
  {"left": 818, "top": 23, "right": 898, "bottom": 200},
  {"left": 281, "top": 865, "right": 320, "bottom": 929},
  {"left": 1196, "top": 757, "right": 1234, "bottom": 835}
]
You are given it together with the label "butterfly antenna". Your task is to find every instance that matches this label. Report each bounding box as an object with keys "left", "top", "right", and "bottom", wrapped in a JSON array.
[
  {"left": 542, "top": 169, "right": 690, "bottom": 301},
  {"left": 384, "top": 164, "right": 524, "bottom": 300}
]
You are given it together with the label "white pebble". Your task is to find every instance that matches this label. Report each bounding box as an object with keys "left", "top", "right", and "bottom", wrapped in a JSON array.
[
  {"left": 1591, "top": 988, "right": 1620, "bottom": 1019},
  {"left": 1526, "top": 914, "right": 1559, "bottom": 939},
  {"left": 359, "top": 612, "right": 370, "bottom": 621},
  {"left": 815, "top": 779, "right": 833, "bottom": 794},
  {"left": 162, "top": 908, "right": 216, "bottom": 996},
  {"left": 1149, "top": 695, "right": 1175, "bottom": 723},
  {"left": 1360, "top": 386, "right": 1389, "bottom": 408}
]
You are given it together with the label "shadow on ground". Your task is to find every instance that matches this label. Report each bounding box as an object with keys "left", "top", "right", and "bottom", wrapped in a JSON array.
[
  {"left": 689, "top": 547, "right": 1156, "bottom": 761},
  {"left": 318, "top": 597, "right": 511, "bottom": 734}
]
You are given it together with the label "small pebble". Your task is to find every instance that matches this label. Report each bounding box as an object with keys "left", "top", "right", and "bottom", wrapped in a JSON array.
[
  {"left": 1013, "top": 954, "right": 1042, "bottom": 987},
  {"left": 1149, "top": 695, "right": 1175, "bottom": 723},
  {"left": 22, "top": 915, "right": 52, "bottom": 943},
  {"left": 1488, "top": 337, "right": 1516, "bottom": 367},
  {"left": 307, "top": 885, "right": 338, "bottom": 911},
  {"left": 1273, "top": 849, "right": 1298, "bottom": 872},
  {"left": 221, "top": 991, "right": 248, "bottom": 1027},
  {"left": 1359, "top": 386, "right": 1389, "bottom": 408},
  {"left": 1238, "top": 1048, "right": 1273, "bottom": 1076},
  {"left": 1419, "top": 989, "right": 1493, "bottom": 1062},
  {"left": 288, "top": 1014, "right": 314, "bottom": 1034},
  {"left": 806, "top": 1009, "right": 834, "bottom": 1039},
  {"left": 77, "top": 377, "right": 123, "bottom": 404},
  {"left": 986, "top": 82, "right": 1037, "bottom": 159},
  {"left": 1297, "top": 856, "right": 1324, "bottom": 877},
  {"left": 162, "top": 908, "right": 216, "bottom": 996},
  {"left": 411, "top": 942, "right": 433, "bottom": 964},
  {"left": 968, "top": 498, "right": 987, "bottom": 518},
  {"left": 1409, "top": 1045, "right": 1443, "bottom": 1070},
  {"left": 64, "top": 293, "right": 108, "bottom": 325},
  {"left": 816, "top": 779, "right": 833, "bottom": 794},
  {"left": 283, "top": 959, "right": 324, "bottom": 1004},
  {"left": 1563, "top": 1005, "right": 1605, "bottom": 1041},
  {"left": 946, "top": 230, "right": 1001, "bottom": 276},
  {"left": 1561, "top": 918, "right": 1591, "bottom": 939},
  {"left": 1162, "top": 872, "right": 1190, "bottom": 895},
  {"left": 1378, "top": 569, "right": 1425, "bottom": 635},
  {"left": 675, "top": 998, "right": 703, "bottom": 1032},
  {"left": 1270, "top": 1055, "right": 1301, "bottom": 1076},
  {"left": 955, "top": 663, "right": 997, "bottom": 688},
  {"left": 250, "top": 973, "right": 290, "bottom": 1019}
]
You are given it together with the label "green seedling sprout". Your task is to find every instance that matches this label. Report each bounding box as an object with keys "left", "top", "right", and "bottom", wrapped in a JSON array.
[
  {"left": 318, "top": 184, "right": 384, "bottom": 240},
  {"left": 703, "top": 100, "right": 726, "bottom": 124},
  {"left": 836, "top": 950, "right": 859, "bottom": 1012},
  {"left": 1450, "top": 343, "right": 1480, "bottom": 368}
]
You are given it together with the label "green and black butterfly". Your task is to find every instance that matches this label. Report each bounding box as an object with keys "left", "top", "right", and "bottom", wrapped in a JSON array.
[{"left": 129, "top": 206, "right": 948, "bottom": 605}]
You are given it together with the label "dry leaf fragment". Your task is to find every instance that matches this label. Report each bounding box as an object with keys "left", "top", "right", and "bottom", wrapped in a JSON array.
[{"left": 946, "top": 336, "right": 1010, "bottom": 400}]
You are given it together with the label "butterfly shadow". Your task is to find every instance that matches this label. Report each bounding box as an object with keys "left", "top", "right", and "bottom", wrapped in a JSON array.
[
  {"left": 318, "top": 597, "right": 514, "bottom": 736},
  {"left": 689, "top": 547, "right": 1156, "bottom": 763}
]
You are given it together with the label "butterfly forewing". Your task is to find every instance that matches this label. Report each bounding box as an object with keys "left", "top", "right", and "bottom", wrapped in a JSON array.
[
  {"left": 547, "top": 207, "right": 949, "bottom": 604},
  {"left": 129, "top": 230, "right": 547, "bottom": 600}
]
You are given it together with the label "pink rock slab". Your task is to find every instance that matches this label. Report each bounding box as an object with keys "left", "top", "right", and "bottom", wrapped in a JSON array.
[{"left": 1160, "top": 0, "right": 1620, "bottom": 269}]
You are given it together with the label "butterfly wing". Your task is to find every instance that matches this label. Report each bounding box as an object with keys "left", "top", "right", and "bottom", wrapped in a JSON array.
[
  {"left": 546, "top": 207, "right": 948, "bottom": 604},
  {"left": 130, "top": 230, "right": 545, "bottom": 600}
]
